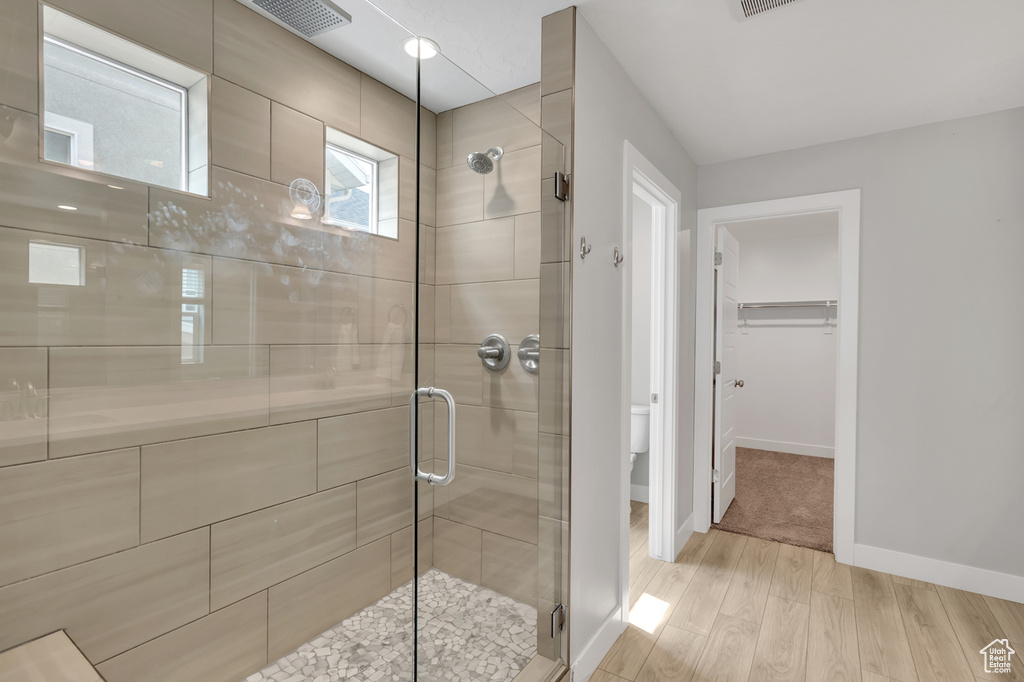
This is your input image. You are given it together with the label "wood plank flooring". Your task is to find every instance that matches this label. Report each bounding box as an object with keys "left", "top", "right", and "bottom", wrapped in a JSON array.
[{"left": 599, "top": 503, "right": 1024, "bottom": 682}]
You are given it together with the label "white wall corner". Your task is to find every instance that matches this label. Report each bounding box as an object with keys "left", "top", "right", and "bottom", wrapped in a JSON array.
[
  {"left": 674, "top": 512, "right": 695, "bottom": 560},
  {"left": 854, "top": 543, "right": 1024, "bottom": 604},
  {"left": 570, "top": 607, "right": 627, "bottom": 682}
]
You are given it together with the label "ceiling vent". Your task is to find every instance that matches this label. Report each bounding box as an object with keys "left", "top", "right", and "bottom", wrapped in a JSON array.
[
  {"left": 732, "top": 0, "right": 804, "bottom": 20},
  {"left": 250, "top": 0, "right": 351, "bottom": 37}
]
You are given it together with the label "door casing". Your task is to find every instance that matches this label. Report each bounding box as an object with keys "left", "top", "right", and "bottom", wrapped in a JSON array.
[{"left": 620, "top": 141, "right": 683, "bottom": 630}]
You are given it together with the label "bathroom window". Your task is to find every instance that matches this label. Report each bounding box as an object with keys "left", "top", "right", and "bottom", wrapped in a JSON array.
[
  {"left": 41, "top": 6, "right": 209, "bottom": 195},
  {"left": 323, "top": 128, "right": 399, "bottom": 239}
]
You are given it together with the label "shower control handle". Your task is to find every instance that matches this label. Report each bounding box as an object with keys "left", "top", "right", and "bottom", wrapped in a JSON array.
[
  {"left": 477, "top": 334, "right": 511, "bottom": 371},
  {"left": 517, "top": 334, "right": 540, "bottom": 374}
]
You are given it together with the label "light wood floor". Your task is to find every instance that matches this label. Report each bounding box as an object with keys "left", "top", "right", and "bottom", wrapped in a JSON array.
[{"left": 596, "top": 501, "right": 1023, "bottom": 682}]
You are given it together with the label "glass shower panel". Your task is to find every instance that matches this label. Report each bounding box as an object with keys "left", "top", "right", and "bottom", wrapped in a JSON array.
[
  {"left": 0, "top": 0, "right": 567, "bottom": 678},
  {"left": 415, "top": 48, "right": 568, "bottom": 680},
  {"left": 0, "top": 0, "right": 425, "bottom": 680}
]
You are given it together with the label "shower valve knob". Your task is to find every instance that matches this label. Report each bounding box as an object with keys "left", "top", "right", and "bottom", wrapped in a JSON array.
[{"left": 477, "top": 334, "right": 511, "bottom": 371}]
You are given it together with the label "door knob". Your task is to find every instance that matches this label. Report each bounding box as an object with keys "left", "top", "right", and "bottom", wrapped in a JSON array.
[{"left": 734, "top": 379, "right": 744, "bottom": 388}]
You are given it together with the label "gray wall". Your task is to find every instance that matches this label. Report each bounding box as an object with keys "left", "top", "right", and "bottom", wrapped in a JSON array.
[
  {"left": 572, "top": 12, "right": 698, "bottom": 667},
  {"left": 698, "top": 107, "right": 1024, "bottom": 579}
]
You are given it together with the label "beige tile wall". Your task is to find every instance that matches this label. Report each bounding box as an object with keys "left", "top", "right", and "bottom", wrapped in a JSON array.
[
  {"left": 432, "top": 87, "right": 544, "bottom": 613},
  {"left": 0, "top": 0, "right": 563, "bottom": 673},
  {"left": 0, "top": 0, "right": 438, "bottom": 678}
]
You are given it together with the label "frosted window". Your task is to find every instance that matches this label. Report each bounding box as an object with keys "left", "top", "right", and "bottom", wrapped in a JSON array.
[
  {"left": 44, "top": 38, "right": 185, "bottom": 189},
  {"left": 41, "top": 6, "right": 209, "bottom": 195}
]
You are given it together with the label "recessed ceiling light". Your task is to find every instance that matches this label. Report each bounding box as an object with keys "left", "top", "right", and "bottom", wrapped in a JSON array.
[
  {"left": 403, "top": 36, "right": 439, "bottom": 60},
  {"left": 57, "top": 204, "right": 78, "bottom": 211}
]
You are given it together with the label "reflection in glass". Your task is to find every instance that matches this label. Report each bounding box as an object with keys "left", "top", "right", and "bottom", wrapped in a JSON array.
[
  {"left": 180, "top": 267, "right": 205, "bottom": 364},
  {"left": 28, "top": 241, "right": 84, "bottom": 286}
]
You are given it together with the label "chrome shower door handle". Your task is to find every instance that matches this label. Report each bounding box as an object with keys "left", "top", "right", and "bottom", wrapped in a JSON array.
[{"left": 409, "top": 387, "right": 456, "bottom": 485}]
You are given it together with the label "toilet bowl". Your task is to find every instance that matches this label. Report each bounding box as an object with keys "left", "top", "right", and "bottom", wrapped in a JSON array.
[{"left": 630, "top": 404, "right": 650, "bottom": 470}]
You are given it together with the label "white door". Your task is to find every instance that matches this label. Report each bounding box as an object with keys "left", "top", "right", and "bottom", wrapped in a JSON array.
[{"left": 713, "top": 226, "right": 739, "bottom": 523}]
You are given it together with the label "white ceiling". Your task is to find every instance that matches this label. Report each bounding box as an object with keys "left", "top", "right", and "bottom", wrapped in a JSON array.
[
  {"left": 727, "top": 212, "right": 837, "bottom": 245},
  {"left": 352, "top": 0, "right": 1024, "bottom": 165},
  {"left": 365, "top": 0, "right": 570, "bottom": 98}
]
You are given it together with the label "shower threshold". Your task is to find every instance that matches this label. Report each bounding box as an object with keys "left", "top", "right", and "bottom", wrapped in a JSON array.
[{"left": 244, "top": 569, "right": 537, "bottom": 682}]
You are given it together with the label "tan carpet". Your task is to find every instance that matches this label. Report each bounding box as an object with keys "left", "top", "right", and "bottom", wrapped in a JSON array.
[{"left": 711, "top": 447, "right": 834, "bottom": 553}]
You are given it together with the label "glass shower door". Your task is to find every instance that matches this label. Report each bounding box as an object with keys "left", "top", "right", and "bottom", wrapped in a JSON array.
[
  {"left": 0, "top": 0, "right": 566, "bottom": 677},
  {"left": 410, "top": 45, "right": 569, "bottom": 681}
]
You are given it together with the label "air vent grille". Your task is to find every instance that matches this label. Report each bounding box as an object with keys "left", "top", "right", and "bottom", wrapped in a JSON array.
[
  {"left": 739, "top": 0, "right": 803, "bottom": 19},
  {"left": 251, "top": 0, "right": 351, "bottom": 37}
]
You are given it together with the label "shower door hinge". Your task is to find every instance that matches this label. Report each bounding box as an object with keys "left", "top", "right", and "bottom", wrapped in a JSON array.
[
  {"left": 554, "top": 172, "right": 570, "bottom": 202},
  {"left": 713, "top": 468, "right": 721, "bottom": 483},
  {"left": 714, "top": 361, "right": 721, "bottom": 375},
  {"left": 550, "top": 603, "right": 566, "bottom": 638},
  {"left": 714, "top": 251, "right": 723, "bottom": 266}
]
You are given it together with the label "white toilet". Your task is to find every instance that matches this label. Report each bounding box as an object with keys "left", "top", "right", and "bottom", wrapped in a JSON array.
[{"left": 629, "top": 404, "right": 651, "bottom": 471}]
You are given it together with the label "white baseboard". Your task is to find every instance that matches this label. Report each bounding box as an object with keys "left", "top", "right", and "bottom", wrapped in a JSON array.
[
  {"left": 674, "top": 512, "right": 694, "bottom": 560},
  {"left": 736, "top": 437, "right": 834, "bottom": 459},
  {"left": 629, "top": 483, "right": 649, "bottom": 503},
  {"left": 571, "top": 607, "right": 626, "bottom": 682},
  {"left": 854, "top": 544, "right": 1024, "bottom": 604}
]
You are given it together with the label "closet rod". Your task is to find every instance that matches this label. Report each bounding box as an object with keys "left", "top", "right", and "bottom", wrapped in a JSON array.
[{"left": 738, "top": 300, "right": 837, "bottom": 309}]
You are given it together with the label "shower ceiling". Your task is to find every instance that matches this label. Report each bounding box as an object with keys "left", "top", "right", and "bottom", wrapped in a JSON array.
[{"left": 234, "top": 0, "right": 562, "bottom": 111}]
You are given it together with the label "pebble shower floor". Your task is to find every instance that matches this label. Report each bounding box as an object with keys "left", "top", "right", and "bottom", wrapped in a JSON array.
[{"left": 244, "top": 569, "right": 537, "bottom": 682}]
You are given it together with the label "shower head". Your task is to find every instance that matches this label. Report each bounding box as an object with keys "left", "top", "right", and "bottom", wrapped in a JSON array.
[{"left": 466, "top": 147, "right": 503, "bottom": 174}]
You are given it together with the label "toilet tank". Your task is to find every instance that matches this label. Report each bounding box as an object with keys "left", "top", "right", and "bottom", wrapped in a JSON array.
[{"left": 630, "top": 404, "right": 650, "bottom": 454}]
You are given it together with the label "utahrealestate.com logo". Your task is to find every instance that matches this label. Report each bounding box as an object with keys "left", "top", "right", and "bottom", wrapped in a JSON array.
[{"left": 980, "top": 639, "right": 1015, "bottom": 675}]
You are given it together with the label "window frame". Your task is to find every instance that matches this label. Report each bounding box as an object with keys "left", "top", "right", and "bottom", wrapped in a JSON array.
[
  {"left": 323, "top": 141, "right": 381, "bottom": 234},
  {"left": 42, "top": 33, "right": 190, "bottom": 190}
]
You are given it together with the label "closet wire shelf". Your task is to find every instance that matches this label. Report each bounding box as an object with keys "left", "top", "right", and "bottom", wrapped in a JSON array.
[
  {"left": 738, "top": 300, "right": 837, "bottom": 310},
  {"left": 738, "top": 300, "right": 838, "bottom": 334}
]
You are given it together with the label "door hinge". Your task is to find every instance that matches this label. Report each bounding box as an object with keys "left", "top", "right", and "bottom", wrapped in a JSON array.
[
  {"left": 714, "top": 361, "right": 721, "bottom": 375},
  {"left": 712, "top": 468, "right": 721, "bottom": 483},
  {"left": 554, "top": 172, "right": 570, "bottom": 202},
  {"left": 714, "top": 251, "right": 723, "bottom": 266},
  {"left": 651, "top": 393, "right": 659, "bottom": 404},
  {"left": 550, "top": 603, "right": 566, "bottom": 638}
]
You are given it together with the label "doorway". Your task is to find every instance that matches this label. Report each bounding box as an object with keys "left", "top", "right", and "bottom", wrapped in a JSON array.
[
  {"left": 621, "top": 141, "right": 681, "bottom": 586},
  {"left": 693, "top": 190, "right": 860, "bottom": 564},
  {"left": 710, "top": 214, "right": 840, "bottom": 552}
]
